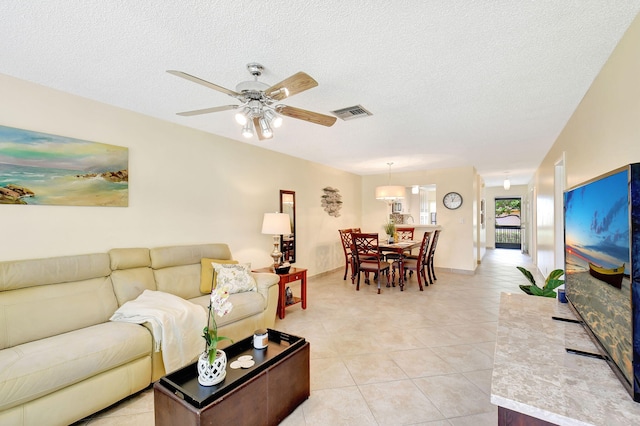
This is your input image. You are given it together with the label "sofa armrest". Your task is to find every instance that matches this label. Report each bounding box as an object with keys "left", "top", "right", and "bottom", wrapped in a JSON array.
[
  {"left": 252, "top": 272, "right": 279, "bottom": 301},
  {"left": 252, "top": 272, "right": 279, "bottom": 329}
]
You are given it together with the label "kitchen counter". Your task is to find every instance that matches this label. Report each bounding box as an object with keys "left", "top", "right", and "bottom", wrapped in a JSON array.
[
  {"left": 491, "top": 293, "right": 640, "bottom": 425},
  {"left": 396, "top": 224, "right": 441, "bottom": 230}
]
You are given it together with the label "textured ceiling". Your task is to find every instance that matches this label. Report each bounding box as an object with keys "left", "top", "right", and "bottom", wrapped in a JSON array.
[{"left": 1, "top": 1, "right": 638, "bottom": 187}]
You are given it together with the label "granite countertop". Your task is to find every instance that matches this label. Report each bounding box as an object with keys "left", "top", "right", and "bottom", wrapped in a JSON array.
[{"left": 491, "top": 293, "right": 640, "bottom": 426}]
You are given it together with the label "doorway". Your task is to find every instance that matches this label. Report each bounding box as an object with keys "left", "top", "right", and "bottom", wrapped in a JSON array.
[{"left": 495, "top": 197, "right": 522, "bottom": 249}]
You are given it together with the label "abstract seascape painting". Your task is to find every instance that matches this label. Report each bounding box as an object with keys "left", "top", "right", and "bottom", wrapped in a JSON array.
[{"left": 0, "top": 125, "right": 128, "bottom": 206}]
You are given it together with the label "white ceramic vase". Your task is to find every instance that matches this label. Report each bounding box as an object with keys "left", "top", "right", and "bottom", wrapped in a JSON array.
[{"left": 197, "top": 349, "right": 227, "bottom": 386}]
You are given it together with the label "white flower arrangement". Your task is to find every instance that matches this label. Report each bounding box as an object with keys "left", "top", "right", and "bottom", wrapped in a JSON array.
[{"left": 202, "top": 285, "right": 234, "bottom": 363}]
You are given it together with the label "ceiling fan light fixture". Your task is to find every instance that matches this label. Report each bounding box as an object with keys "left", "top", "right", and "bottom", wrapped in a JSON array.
[
  {"left": 242, "top": 121, "right": 254, "bottom": 138},
  {"left": 234, "top": 108, "right": 248, "bottom": 125},
  {"left": 259, "top": 117, "right": 273, "bottom": 138},
  {"left": 264, "top": 108, "right": 283, "bottom": 128},
  {"left": 248, "top": 100, "right": 262, "bottom": 117},
  {"left": 168, "top": 64, "right": 336, "bottom": 139}
]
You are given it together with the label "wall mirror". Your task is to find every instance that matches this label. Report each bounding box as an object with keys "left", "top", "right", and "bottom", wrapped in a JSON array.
[{"left": 280, "top": 190, "right": 296, "bottom": 263}]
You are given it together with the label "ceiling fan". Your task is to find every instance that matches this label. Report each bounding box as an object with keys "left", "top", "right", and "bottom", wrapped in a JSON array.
[{"left": 167, "top": 63, "right": 337, "bottom": 140}]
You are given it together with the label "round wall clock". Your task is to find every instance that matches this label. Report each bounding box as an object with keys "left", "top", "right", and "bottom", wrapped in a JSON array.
[{"left": 443, "top": 192, "right": 463, "bottom": 210}]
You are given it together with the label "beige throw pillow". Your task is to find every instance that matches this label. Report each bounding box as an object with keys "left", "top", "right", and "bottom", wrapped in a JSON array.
[
  {"left": 212, "top": 262, "right": 257, "bottom": 294},
  {"left": 200, "top": 258, "right": 238, "bottom": 294}
]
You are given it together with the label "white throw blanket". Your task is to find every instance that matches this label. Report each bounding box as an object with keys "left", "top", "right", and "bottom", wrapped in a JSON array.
[{"left": 110, "top": 290, "right": 207, "bottom": 373}]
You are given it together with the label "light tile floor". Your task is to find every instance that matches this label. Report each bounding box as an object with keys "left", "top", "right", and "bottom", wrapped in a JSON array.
[{"left": 75, "top": 248, "right": 538, "bottom": 425}]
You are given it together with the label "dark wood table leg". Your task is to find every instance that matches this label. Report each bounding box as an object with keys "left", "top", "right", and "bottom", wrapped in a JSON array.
[
  {"left": 278, "top": 278, "right": 286, "bottom": 319},
  {"left": 301, "top": 272, "right": 307, "bottom": 309}
]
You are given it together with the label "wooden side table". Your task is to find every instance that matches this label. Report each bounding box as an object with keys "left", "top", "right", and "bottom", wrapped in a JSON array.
[{"left": 254, "top": 267, "right": 307, "bottom": 319}]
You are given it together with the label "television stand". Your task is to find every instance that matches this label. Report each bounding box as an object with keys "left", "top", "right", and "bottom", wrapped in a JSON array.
[
  {"left": 551, "top": 315, "right": 582, "bottom": 324},
  {"left": 491, "top": 294, "right": 640, "bottom": 425},
  {"left": 565, "top": 347, "right": 609, "bottom": 360}
]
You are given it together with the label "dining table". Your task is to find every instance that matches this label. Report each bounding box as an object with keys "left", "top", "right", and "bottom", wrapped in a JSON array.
[{"left": 378, "top": 240, "right": 421, "bottom": 290}]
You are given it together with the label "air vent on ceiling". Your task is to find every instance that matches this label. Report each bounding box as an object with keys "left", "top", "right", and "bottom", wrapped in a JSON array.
[{"left": 330, "top": 105, "right": 373, "bottom": 121}]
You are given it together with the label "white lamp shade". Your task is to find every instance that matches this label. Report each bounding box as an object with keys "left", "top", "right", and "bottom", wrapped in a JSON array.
[
  {"left": 503, "top": 178, "right": 511, "bottom": 190},
  {"left": 375, "top": 185, "right": 405, "bottom": 200},
  {"left": 261, "top": 212, "right": 291, "bottom": 235}
]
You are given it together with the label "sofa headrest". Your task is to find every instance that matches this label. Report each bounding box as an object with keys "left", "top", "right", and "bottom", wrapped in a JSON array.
[
  {"left": 0, "top": 253, "right": 111, "bottom": 291},
  {"left": 150, "top": 244, "right": 232, "bottom": 269},
  {"left": 109, "top": 248, "right": 151, "bottom": 270}
]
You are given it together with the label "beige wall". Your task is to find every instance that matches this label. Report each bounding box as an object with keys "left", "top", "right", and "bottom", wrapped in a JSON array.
[
  {"left": 532, "top": 12, "right": 640, "bottom": 277},
  {"left": 361, "top": 166, "right": 479, "bottom": 273},
  {"left": 0, "top": 73, "right": 362, "bottom": 276}
]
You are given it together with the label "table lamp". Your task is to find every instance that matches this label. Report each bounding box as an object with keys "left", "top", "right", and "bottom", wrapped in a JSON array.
[{"left": 261, "top": 212, "right": 292, "bottom": 271}]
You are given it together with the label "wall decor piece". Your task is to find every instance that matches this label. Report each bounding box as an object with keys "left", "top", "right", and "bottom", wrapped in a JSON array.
[
  {"left": 321, "top": 187, "right": 342, "bottom": 217},
  {"left": 0, "top": 125, "right": 128, "bottom": 206}
]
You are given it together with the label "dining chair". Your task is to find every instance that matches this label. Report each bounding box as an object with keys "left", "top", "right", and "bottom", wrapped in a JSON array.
[
  {"left": 338, "top": 228, "right": 360, "bottom": 281},
  {"left": 425, "top": 229, "right": 440, "bottom": 284},
  {"left": 384, "top": 227, "right": 415, "bottom": 262},
  {"left": 351, "top": 232, "right": 390, "bottom": 294},
  {"left": 391, "top": 231, "right": 431, "bottom": 291}
]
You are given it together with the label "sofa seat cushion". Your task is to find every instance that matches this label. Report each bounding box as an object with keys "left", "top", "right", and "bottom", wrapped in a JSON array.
[
  {"left": 0, "top": 321, "right": 151, "bottom": 411},
  {"left": 189, "top": 291, "right": 266, "bottom": 328}
]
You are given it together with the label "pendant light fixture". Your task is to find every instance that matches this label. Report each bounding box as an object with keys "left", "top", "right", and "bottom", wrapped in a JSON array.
[
  {"left": 503, "top": 173, "right": 511, "bottom": 190},
  {"left": 375, "top": 162, "right": 405, "bottom": 201}
]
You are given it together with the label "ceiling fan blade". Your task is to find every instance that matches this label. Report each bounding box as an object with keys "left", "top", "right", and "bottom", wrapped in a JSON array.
[
  {"left": 265, "top": 72, "right": 318, "bottom": 101},
  {"left": 277, "top": 105, "right": 337, "bottom": 127},
  {"left": 176, "top": 105, "right": 238, "bottom": 116},
  {"left": 167, "top": 70, "right": 241, "bottom": 98}
]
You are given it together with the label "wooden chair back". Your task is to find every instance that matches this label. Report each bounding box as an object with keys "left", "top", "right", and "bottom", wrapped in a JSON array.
[
  {"left": 427, "top": 229, "right": 440, "bottom": 261},
  {"left": 338, "top": 228, "right": 355, "bottom": 256},
  {"left": 339, "top": 228, "right": 362, "bottom": 281},
  {"left": 425, "top": 229, "right": 441, "bottom": 284},
  {"left": 339, "top": 228, "right": 362, "bottom": 254},
  {"left": 396, "top": 228, "right": 414, "bottom": 241},
  {"left": 392, "top": 230, "right": 432, "bottom": 290},
  {"left": 351, "top": 232, "right": 390, "bottom": 293},
  {"left": 416, "top": 231, "right": 432, "bottom": 266},
  {"left": 351, "top": 232, "right": 383, "bottom": 266}
]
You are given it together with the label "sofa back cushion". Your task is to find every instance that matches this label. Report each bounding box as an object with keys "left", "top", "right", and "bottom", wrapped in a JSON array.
[
  {"left": 111, "top": 267, "right": 157, "bottom": 306},
  {"left": 0, "top": 253, "right": 111, "bottom": 291},
  {"left": 109, "top": 247, "right": 151, "bottom": 270},
  {"left": 0, "top": 253, "right": 117, "bottom": 349},
  {"left": 109, "top": 248, "right": 157, "bottom": 306},
  {"left": 150, "top": 244, "right": 232, "bottom": 300}
]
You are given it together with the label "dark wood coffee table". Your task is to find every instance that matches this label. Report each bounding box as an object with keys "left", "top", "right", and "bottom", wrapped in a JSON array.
[{"left": 154, "top": 329, "right": 310, "bottom": 426}]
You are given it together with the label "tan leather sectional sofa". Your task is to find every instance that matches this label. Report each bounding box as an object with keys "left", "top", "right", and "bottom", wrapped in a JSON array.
[{"left": 0, "top": 243, "right": 279, "bottom": 426}]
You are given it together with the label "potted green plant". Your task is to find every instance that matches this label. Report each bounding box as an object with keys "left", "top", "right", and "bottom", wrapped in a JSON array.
[
  {"left": 517, "top": 266, "right": 564, "bottom": 297},
  {"left": 383, "top": 221, "right": 396, "bottom": 242}
]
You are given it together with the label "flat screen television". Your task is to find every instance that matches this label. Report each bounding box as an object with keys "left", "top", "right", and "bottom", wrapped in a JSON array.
[{"left": 564, "top": 163, "right": 640, "bottom": 401}]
